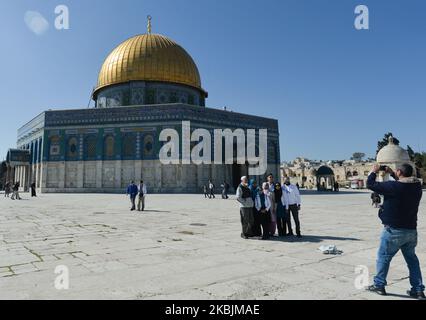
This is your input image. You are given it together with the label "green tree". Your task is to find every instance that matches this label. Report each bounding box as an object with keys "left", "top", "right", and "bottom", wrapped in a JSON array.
[
  {"left": 407, "top": 145, "right": 415, "bottom": 161},
  {"left": 351, "top": 152, "right": 365, "bottom": 162},
  {"left": 376, "top": 133, "right": 400, "bottom": 155},
  {"left": 413, "top": 152, "right": 426, "bottom": 169}
]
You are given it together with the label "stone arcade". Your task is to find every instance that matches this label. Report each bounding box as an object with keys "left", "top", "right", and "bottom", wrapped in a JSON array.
[{"left": 4, "top": 22, "right": 280, "bottom": 193}]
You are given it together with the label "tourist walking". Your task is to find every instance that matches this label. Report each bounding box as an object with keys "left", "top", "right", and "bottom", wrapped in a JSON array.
[
  {"left": 11, "top": 181, "right": 21, "bottom": 200},
  {"left": 236, "top": 176, "right": 254, "bottom": 239},
  {"left": 255, "top": 182, "right": 273, "bottom": 240},
  {"left": 274, "top": 183, "right": 286, "bottom": 236},
  {"left": 221, "top": 181, "right": 230, "bottom": 199},
  {"left": 137, "top": 180, "right": 147, "bottom": 211},
  {"left": 31, "top": 182, "right": 37, "bottom": 197},
  {"left": 208, "top": 180, "right": 215, "bottom": 199},
  {"left": 366, "top": 164, "right": 425, "bottom": 299},
  {"left": 249, "top": 179, "right": 262, "bottom": 237},
  {"left": 126, "top": 180, "right": 138, "bottom": 211},
  {"left": 282, "top": 177, "right": 302, "bottom": 237},
  {"left": 203, "top": 184, "right": 210, "bottom": 198},
  {"left": 4, "top": 181, "right": 11, "bottom": 197}
]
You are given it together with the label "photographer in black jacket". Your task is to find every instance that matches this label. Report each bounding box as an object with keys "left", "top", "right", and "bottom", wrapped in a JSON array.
[{"left": 366, "top": 163, "right": 425, "bottom": 299}]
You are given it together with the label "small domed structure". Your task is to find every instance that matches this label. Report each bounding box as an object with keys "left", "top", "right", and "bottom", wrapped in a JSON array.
[
  {"left": 316, "top": 166, "right": 334, "bottom": 176},
  {"left": 377, "top": 136, "right": 410, "bottom": 163},
  {"left": 376, "top": 136, "right": 416, "bottom": 179},
  {"left": 315, "top": 166, "right": 335, "bottom": 191}
]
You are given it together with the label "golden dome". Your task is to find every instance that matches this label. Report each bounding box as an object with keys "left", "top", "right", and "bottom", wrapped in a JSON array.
[{"left": 94, "top": 33, "right": 206, "bottom": 97}]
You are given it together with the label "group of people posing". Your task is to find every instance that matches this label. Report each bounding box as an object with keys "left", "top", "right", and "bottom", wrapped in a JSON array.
[{"left": 237, "top": 173, "right": 302, "bottom": 240}]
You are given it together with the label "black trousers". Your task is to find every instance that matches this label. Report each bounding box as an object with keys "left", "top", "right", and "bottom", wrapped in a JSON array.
[
  {"left": 287, "top": 204, "right": 301, "bottom": 235},
  {"left": 251, "top": 208, "right": 262, "bottom": 237},
  {"left": 277, "top": 217, "right": 286, "bottom": 236},
  {"left": 130, "top": 196, "right": 136, "bottom": 210},
  {"left": 210, "top": 190, "right": 215, "bottom": 198},
  {"left": 240, "top": 207, "right": 254, "bottom": 237},
  {"left": 258, "top": 209, "right": 271, "bottom": 239}
]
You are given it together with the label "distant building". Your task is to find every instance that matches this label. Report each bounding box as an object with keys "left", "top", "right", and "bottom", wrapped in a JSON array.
[
  {"left": 281, "top": 157, "right": 374, "bottom": 190},
  {"left": 281, "top": 137, "right": 423, "bottom": 190}
]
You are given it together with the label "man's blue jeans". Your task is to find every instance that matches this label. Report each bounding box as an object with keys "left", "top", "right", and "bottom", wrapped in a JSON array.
[{"left": 375, "top": 226, "right": 425, "bottom": 292}]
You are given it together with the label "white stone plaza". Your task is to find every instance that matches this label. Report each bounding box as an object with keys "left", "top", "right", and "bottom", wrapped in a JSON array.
[{"left": 0, "top": 190, "right": 425, "bottom": 300}]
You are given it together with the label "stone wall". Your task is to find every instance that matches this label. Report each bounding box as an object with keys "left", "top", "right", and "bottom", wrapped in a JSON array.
[
  {"left": 16, "top": 104, "right": 281, "bottom": 193},
  {"left": 40, "top": 160, "right": 280, "bottom": 193}
]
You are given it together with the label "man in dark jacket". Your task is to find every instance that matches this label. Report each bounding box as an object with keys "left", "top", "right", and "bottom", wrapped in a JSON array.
[
  {"left": 366, "top": 164, "right": 425, "bottom": 299},
  {"left": 126, "top": 181, "right": 138, "bottom": 211}
]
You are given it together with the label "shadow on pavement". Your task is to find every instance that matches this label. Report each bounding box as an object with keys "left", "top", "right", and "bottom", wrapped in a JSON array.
[
  {"left": 263, "top": 234, "right": 361, "bottom": 243},
  {"left": 385, "top": 292, "right": 414, "bottom": 300},
  {"left": 300, "top": 190, "right": 368, "bottom": 196}
]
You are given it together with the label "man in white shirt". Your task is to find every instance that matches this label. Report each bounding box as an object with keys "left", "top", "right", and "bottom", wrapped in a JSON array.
[
  {"left": 281, "top": 177, "right": 302, "bottom": 237},
  {"left": 208, "top": 180, "right": 216, "bottom": 199},
  {"left": 137, "top": 180, "right": 147, "bottom": 212}
]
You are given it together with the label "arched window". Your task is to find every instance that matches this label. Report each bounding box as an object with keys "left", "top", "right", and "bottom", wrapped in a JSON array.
[
  {"left": 122, "top": 134, "right": 136, "bottom": 159},
  {"left": 84, "top": 136, "right": 97, "bottom": 160},
  {"left": 49, "top": 136, "right": 61, "bottom": 157},
  {"left": 104, "top": 135, "right": 115, "bottom": 159},
  {"left": 67, "top": 137, "right": 79, "bottom": 159},
  {"left": 143, "top": 135, "right": 154, "bottom": 157},
  {"left": 169, "top": 92, "right": 178, "bottom": 103}
]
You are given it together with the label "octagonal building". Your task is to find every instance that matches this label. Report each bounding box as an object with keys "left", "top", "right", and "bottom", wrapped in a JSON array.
[{"left": 5, "top": 26, "right": 280, "bottom": 193}]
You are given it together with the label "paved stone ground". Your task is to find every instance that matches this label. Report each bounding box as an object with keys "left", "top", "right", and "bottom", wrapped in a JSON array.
[{"left": 0, "top": 190, "right": 425, "bottom": 300}]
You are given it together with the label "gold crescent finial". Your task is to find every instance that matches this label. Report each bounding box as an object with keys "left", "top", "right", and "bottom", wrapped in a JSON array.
[{"left": 147, "top": 15, "right": 152, "bottom": 34}]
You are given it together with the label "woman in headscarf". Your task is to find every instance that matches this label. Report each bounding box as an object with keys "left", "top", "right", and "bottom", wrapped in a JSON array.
[
  {"left": 249, "top": 179, "right": 261, "bottom": 237},
  {"left": 274, "top": 183, "right": 286, "bottom": 236},
  {"left": 255, "top": 182, "right": 273, "bottom": 240}
]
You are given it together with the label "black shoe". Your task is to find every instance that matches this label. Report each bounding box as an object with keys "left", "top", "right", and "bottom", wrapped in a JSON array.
[
  {"left": 241, "top": 234, "right": 249, "bottom": 239},
  {"left": 366, "top": 285, "right": 387, "bottom": 296},
  {"left": 407, "top": 290, "right": 426, "bottom": 300},
  {"left": 287, "top": 232, "right": 294, "bottom": 236},
  {"left": 297, "top": 233, "right": 302, "bottom": 238}
]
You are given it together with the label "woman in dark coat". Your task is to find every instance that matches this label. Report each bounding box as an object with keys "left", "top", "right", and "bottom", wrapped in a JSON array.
[
  {"left": 249, "top": 179, "right": 262, "bottom": 237},
  {"left": 274, "top": 183, "right": 286, "bottom": 236}
]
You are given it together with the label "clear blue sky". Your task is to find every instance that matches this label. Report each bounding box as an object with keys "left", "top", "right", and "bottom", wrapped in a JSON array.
[{"left": 0, "top": 0, "right": 425, "bottom": 162}]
